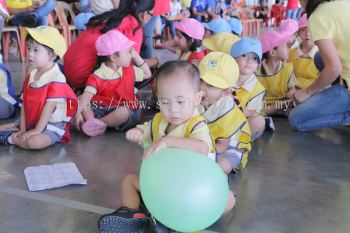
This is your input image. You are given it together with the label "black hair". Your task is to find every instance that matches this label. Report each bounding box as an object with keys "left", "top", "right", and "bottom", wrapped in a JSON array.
[
  {"left": 26, "top": 34, "right": 59, "bottom": 62},
  {"left": 305, "top": 0, "right": 335, "bottom": 18},
  {"left": 93, "top": 52, "right": 121, "bottom": 71},
  {"left": 275, "top": 0, "right": 280, "bottom": 4},
  {"left": 155, "top": 60, "right": 201, "bottom": 92},
  {"left": 86, "top": 0, "right": 154, "bottom": 34},
  {"left": 177, "top": 30, "right": 202, "bottom": 52}
]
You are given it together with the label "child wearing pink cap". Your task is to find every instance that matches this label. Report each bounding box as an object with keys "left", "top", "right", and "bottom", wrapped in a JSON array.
[
  {"left": 256, "top": 30, "right": 297, "bottom": 115},
  {"left": 74, "top": 30, "right": 152, "bottom": 137},
  {"left": 279, "top": 18, "right": 300, "bottom": 49},
  {"left": 163, "top": 18, "right": 205, "bottom": 66},
  {"left": 287, "top": 14, "right": 319, "bottom": 89}
]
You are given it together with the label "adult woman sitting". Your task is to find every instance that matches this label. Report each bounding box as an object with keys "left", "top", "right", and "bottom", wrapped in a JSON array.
[{"left": 289, "top": 0, "right": 350, "bottom": 131}]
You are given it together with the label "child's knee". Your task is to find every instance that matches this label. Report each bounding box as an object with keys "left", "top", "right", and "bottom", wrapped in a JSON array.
[
  {"left": 217, "top": 157, "right": 232, "bottom": 174},
  {"left": 249, "top": 115, "right": 266, "bottom": 139},
  {"left": 26, "top": 135, "right": 51, "bottom": 149},
  {"left": 122, "top": 174, "right": 140, "bottom": 189},
  {"left": 225, "top": 191, "right": 236, "bottom": 213}
]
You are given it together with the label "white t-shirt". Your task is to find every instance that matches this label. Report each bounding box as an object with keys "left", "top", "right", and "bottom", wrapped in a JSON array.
[
  {"left": 170, "top": 1, "right": 182, "bottom": 16},
  {"left": 91, "top": 0, "right": 114, "bottom": 15}
]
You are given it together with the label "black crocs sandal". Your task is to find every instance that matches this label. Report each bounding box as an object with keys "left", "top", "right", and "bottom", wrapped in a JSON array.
[
  {"left": 151, "top": 218, "right": 175, "bottom": 233},
  {"left": 98, "top": 206, "right": 151, "bottom": 233}
]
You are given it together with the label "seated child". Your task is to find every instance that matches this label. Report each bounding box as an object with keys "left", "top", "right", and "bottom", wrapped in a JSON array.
[
  {"left": 74, "top": 30, "right": 152, "bottom": 137},
  {"left": 0, "top": 63, "right": 19, "bottom": 119},
  {"left": 231, "top": 37, "right": 268, "bottom": 139},
  {"left": 198, "top": 52, "right": 251, "bottom": 173},
  {"left": 227, "top": 17, "right": 243, "bottom": 36},
  {"left": 287, "top": 14, "right": 319, "bottom": 89},
  {"left": 98, "top": 60, "right": 235, "bottom": 233},
  {"left": 203, "top": 18, "right": 232, "bottom": 39},
  {"left": 202, "top": 31, "right": 239, "bottom": 54},
  {"left": 0, "top": 26, "right": 77, "bottom": 149},
  {"left": 164, "top": 18, "right": 205, "bottom": 66},
  {"left": 256, "top": 30, "right": 297, "bottom": 115},
  {"left": 279, "top": 18, "right": 299, "bottom": 49}
]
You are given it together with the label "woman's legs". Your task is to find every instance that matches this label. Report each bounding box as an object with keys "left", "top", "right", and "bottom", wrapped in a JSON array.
[
  {"left": 141, "top": 16, "right": 159, "bottom": 59},
  {"left": 289, "top": 84, "right": 350, "bottom": 131},
  {"left": 121, "top": 174, "right": 141, "bottom": 210}
]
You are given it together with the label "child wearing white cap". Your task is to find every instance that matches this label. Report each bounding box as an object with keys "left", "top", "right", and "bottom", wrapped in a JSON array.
[{"left": 74, "top": 30, "right": 152, "bottom": 137}]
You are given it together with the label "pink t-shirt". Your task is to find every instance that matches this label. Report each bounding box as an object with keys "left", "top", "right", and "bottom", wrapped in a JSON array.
[
  {"left": 153, "top": 0, "right": 170, "bottom": 16},
  {"left": 63, "top": 15, "right": 142, "bottom": 89},
  {"left": 287, "top": 0, "right": 298, "bottom": 10}
]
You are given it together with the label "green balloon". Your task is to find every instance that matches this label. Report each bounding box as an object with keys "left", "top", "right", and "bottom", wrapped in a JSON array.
[{"left": 140, "top": 148, "right": 229, "bottom": 232}]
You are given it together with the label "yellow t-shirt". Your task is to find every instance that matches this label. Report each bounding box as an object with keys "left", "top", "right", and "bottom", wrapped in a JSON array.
[
  {"left": 27, "top": 64, "right": 67, "bottom": 123},
  {"left": 84, "top": 63, "right": 144, "bottom": 95},
  {"left": 7, "top": 0, "right": 33, "bottom": 9},
  {"left": 137, "top": 109, "right": 213, "bottom": 153},
  {"left": 308, "top": 0, "right": 350, "bottom": 90}
]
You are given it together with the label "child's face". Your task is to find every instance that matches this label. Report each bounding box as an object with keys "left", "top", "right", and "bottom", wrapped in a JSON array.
[
  {"left": 157, "top": 74, "right": 202, "bottom": 126},
  {"left": 175, "top": 30, "right": 190, "bottom": 51},
  {"left": 113, "top": 48, "right": 132, "bottom": 67},
  {"left": 200, "top": 81, "right": 226, "bottom": 107},
  {"left": 299, "top": 27, "right": 313, "bottom": 44},
  {"left": 203, "top": 29, "right": 214, "bottom": 39},
  {"left": 235, "top": 52, "right": 259, "bottom": 76},
  {"left": 27, "top": 40, "right": 55, "bottom": 69},
  {"left": 274, "top": 44, "right": 289, "bottom": 61}
]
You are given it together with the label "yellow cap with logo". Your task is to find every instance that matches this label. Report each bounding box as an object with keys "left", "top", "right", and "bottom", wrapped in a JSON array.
[
  {"left": 203, "top": 32, "right": 240, "bottom": 54},
  {"left": 199, "top": 52, "right": 239, "bottom": 89},
  {"left": 26, "top": 26, "right": 67, "bottom": 59}
]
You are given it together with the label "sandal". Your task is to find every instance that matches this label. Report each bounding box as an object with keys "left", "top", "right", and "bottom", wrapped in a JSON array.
[
  {"left": 81, "top": 118, "right": 107, "bottom": 137},
  {"left": 98, "top": 206, "right": 151, "bottom": 233}
]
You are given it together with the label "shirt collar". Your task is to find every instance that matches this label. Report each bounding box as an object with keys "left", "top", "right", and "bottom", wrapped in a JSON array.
[
  {"left": 28, "top": 63, "right": 63, "bottom": 87},
  {"left": 94, "top": 63, "right": 123, "bottom": 80},
  {"left": 236, "top": 74, "right": 257, "bottom": 93},
  {"left": 297, "top": 45, "right": 318, "bottom": 58},
  {"left": 261, "top": 60, "right": 283, "bottom": 76}
]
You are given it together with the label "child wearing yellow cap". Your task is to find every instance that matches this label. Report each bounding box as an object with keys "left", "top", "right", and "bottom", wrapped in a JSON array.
[
  {"left": 198, "top": 52, "right": 251, "bottom": 173},
  {"left": 231, "top": 37, "right": 268, "bottom": 139},
  {"left": 202, "top": 32, "right": 240, "bottom": 54},
  {"left": 74, "top": 30, "right": 152, "bottom": 137},
  {"left": 0, "top": 26, "right": 77, "bottom": 149},
  {"left": 98, "top": 61, "right": 235, "bottom": 233},
  {"left": 287, "top": 14, "right": 319, "bottom": 89},
  {"left": 256, "top": 30, "right": 297, "bottom": 115},
  {"left": 163, "top": 18, "right": 205, "bottom": 66}
]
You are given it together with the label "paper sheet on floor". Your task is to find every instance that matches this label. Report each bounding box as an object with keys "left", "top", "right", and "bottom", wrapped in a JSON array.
[{"left": 24, "top": 162, "right": 87, "bottom": 191}]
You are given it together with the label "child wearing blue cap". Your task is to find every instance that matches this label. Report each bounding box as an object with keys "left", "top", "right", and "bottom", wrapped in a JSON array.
[
  {"left": 227, "top": 17, "right": 243, "bottom": 36},
  {"left": 203, "top": 17, "right": 232, "bottom": 39},
  {"left": 231, "top": 37, "right": 272, "bottom": 139}
]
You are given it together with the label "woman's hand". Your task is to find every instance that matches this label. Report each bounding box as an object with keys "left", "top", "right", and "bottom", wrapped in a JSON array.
[{"left": 294, "top": 88, "right": 312, "bottom": 104}]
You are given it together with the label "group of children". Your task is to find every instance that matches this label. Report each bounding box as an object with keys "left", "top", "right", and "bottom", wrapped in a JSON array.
[{"left": 0, "top": 11, "right": 320, "bottom": 233}]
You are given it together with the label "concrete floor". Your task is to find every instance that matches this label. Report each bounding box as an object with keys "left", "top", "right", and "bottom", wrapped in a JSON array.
[{"left": 1, "top": 51, "right": 350, "bottom": 233}]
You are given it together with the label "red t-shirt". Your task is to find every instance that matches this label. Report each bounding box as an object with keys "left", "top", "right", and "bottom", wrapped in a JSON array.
[
  {"left": 63, "top": 15, "right": 142, "bottom": 89},
  {"left": 153, "top": 0, "right": 170, "bottom": 16},
  {"left": 287, "top": 0, "right": 298, "bottom": 10}
]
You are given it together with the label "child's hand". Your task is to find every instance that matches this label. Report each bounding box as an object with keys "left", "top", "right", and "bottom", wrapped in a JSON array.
[
  {"left": 74, "top": 112, "right": 84, "bottom": 130},
  {"left": 126, "top": 128, "right": 144, "bottom": 144},
  {"left": 20, "top": 130, "right": 40, "bottom": 143},
  {"left": 286, "top": 87, "right": 296, "bottom": 100},
  {"left": 143, "top": 137, "right": 168, "bottom": 159},
  {"left": 130, "top": 48, "right": 139, "bottom": 60}
]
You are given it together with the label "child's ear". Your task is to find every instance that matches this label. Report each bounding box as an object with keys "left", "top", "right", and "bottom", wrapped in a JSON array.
[
  {"left": 49, "top": 52, "right": 57, "bottom": 61},
  {"left": 270, "top": 49, "right": 276, "bottom": 57},
  {"left": 195, "top": 90, "right": 204, "bottom": 105}
]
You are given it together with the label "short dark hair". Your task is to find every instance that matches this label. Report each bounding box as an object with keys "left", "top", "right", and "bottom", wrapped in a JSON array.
[
  {"left": 155, "top": 60, "right": 201, "bottom": 92},
  {"left": 305, "top": 0, "right": 335, "bottom": 17},
  {"left": 176, "top": 30, "right": 202, "bottom": 52}
]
